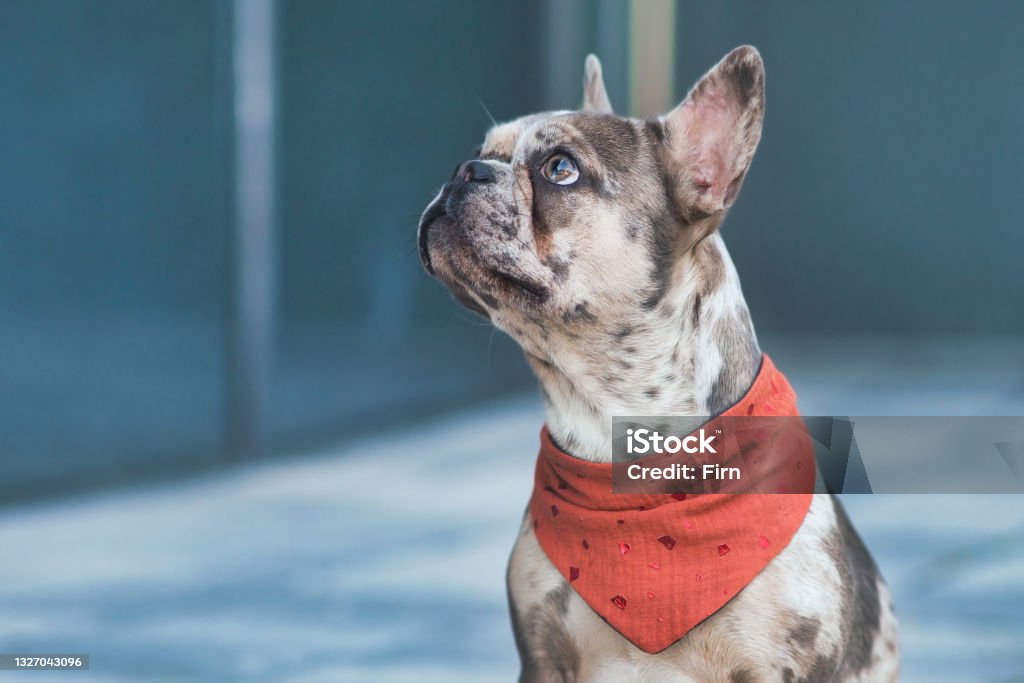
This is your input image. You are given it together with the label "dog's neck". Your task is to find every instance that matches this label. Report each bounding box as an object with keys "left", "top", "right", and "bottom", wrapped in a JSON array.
[{"left": 526, "top": 234, "right": 761, "bottom": 463}]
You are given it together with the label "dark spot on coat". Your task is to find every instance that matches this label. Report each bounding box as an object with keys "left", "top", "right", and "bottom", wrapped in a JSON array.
[
  {"left": 694, "top": 237, "right": 726, "bottom": 296},
  {"left": 796, "top": 652, "right": 838, "bottom": 683},
  {"left": 729, "top": 61, "right": 758, "bottom": 109},
  {"left": 644, "top": 117, "right": 666, "bottom": 143},
  {"left": 515, "top": 583, "right": 579, "bottom": 682},
  {"left": 831, "top": 498, "right": 883, "bottom": 677},
  {"left": 644, "top": 387, "right": 661, "bottom": 399},
  {"left": 548, "top": 256, "right": 570, "bottom": 282},
  {"left": 626, "top": 218, "right": 645, "bottom": 240},
  {"left": 567, "top": 113, "right": 641, "bottom": 180},
  {"left": 788, "top": 616, "right": 820, "bottom": 650},
  {"left": 691, "top": 293, "right": 702, "bottom": 329},
  {"left": 705, "top": 317, "right": 761, "bottom": 415},
  {"left": 638, "top": 200, "right": 683, "bottom": 311},
  {"left": 612, "top": 324, "right": 633, "bottom": 340},
  {"left": 721, "top": 47, "right": 764, "bottom": 111},
  {"left": 729, "top": 668, "right": 757, "bottom": 683},
  {"left": 562, "top": 301, "right": 596, "bottom": 324}
]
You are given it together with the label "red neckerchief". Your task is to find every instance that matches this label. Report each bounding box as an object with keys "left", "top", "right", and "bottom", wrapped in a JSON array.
[{"left": 528, "top": 355, "right": 814, "bottom": 653}]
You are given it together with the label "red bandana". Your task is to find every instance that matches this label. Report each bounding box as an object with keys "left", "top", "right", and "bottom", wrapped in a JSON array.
[{"left": 529, "top": 355, "right": 814, "bottom": 653}]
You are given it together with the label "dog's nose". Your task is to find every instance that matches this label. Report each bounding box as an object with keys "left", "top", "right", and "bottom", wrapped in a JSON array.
[{"left": 452, "top": 159, "right": 494, "bottom": 184}]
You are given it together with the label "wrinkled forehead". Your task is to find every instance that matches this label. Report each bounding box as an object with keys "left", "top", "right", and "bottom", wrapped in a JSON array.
[{"left": 479, "top": 111, "right": 645, "bottom": 175}]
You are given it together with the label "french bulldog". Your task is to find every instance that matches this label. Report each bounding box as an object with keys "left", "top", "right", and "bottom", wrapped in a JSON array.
[{"left": 418, "top": 46, "right": 899, "bottom": 683}]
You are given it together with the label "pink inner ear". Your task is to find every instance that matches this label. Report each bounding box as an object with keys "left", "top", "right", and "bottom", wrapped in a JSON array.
[{"left": 678, "top": 90, "right": 741, "bottom": 204}]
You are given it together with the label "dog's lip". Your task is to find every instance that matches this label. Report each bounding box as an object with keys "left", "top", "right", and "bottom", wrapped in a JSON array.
[
  {"left": 489, "top": 268, "right": 550, "bottom": 301},
  {"left": 419, "top": 196, "right": 549, "bottom": 305},
  {"left": 418, "top": 201, "right": 447, "bottom": 276}
]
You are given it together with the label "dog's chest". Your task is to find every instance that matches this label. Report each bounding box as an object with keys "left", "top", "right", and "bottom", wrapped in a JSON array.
[{"left": 507, "top": 494, "right": 894, "bottom": 683}]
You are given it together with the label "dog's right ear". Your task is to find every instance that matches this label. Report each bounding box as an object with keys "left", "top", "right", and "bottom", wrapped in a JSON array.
[
  {"left": 581, "top": 54, "right": 613, "bottom": 114},
  {"left": 658, "top": 46, "right": 765, "bottom": 218}
]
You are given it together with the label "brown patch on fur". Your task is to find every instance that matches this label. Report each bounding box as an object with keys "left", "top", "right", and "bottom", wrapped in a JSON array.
[
  {"left": 547, "top": 256, "right": 570, "bottom": 283},
  {"left": 830, "top": 498, "right": 884, "bottom": 677},
  {"left": 693, "top": 237, "right": 726, "bottom": 295},
  {"left": 562, "top": 302, "right": 596, "bottom": 324},
  {"left": 523, "top": 584, "right": 579, "bottom": 682},
  {"left": 705, "top": 316, "right": 761, "bottom": 415},
  {"left": 567, "top": 113, "right": 641, "bottom": 185},
  {"left": 787, "top": 616, "right": 820, "bottom": 650},
  {"left": 729, "top": 668, "right": 758, "bottom": 683},
  {"left": 797, "top": 653, "right": 839, "bottom": 683},
  {"left": 611, "top": 323, "right": 633, "bottom": 340}
]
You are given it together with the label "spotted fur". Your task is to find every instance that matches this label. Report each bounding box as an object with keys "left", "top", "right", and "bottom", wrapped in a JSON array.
[{"left": 419, "top": 46, "right": 899, "bottom": 682}]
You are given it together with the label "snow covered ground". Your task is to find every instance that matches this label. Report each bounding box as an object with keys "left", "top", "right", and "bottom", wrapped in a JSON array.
[{"left": 1, "top": 338, "right": 1023, "bottom": 682}]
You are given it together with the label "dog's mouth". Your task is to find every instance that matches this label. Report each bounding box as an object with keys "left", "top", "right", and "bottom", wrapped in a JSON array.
[
  {"left": 419, "top": 200, "right": 550, "bottom": 308},
  {"left": 489, "top": 269, "right": 550, "bottom": 301}
]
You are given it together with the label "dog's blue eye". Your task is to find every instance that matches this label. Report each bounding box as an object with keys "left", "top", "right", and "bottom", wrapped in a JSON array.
[{"left": 542, "top": 154, "right": 579, "bottom": 185}]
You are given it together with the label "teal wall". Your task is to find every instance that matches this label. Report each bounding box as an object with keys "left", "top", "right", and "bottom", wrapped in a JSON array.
[
  {"left": 676, "top": 0, "right": 1024, "bottom": 335},
  {"left": 0, "top": 1, "right": 1020, "bottom": 499}
]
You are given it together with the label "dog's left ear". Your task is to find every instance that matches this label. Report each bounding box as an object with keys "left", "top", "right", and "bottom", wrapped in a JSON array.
[
  {"left": 581, "top": 54, "right": 613, "bottom": 114},
  {"left": 660, "top": 45, "right": 765, "bottom": 217}
]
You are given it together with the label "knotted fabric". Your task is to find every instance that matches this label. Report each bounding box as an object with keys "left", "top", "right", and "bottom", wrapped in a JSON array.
[{"left": 529, "top": 355, "right": 814, "bottom": 653}]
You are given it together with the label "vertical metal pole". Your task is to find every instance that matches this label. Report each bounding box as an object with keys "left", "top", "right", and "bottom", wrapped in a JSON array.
[
  {"left": 628, "top": 0, "right": 676, "bottom": 117},
  {"left": 226, "top": 0, "right": 277, "bottom": 458}
]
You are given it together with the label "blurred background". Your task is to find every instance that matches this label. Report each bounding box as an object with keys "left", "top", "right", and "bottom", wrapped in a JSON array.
[{"left": 0, "top": 1, "right": 1021, "bottom": 681}]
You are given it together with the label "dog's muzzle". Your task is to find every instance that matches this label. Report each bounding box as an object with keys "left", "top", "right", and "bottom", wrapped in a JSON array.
[{"left": 418, "top": 160, "right": 495, "bottom": 275}]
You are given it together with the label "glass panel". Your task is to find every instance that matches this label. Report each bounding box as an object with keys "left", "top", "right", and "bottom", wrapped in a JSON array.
[{"left": 0, "top": 0, "right": 226, "bottom": 497}]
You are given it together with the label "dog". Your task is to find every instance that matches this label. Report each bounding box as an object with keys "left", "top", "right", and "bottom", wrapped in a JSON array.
[{"left": 418, "top": 46, "right": 899, "bottom": 683}]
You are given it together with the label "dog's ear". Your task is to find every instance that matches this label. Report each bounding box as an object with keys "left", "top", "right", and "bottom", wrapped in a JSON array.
[
  {"left": 660, "top": 46, "right": 764, "bottom": 217},
  {"left": 581, "top": 54, "right": 613, "bottom": 114}
]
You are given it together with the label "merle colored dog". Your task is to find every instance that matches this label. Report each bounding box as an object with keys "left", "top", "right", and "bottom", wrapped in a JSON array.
[{"left": 419, "top": 46, "right": 899, "bottom": 683}]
